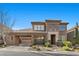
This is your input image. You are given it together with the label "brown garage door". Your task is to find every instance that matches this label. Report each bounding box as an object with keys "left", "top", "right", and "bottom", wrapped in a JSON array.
[{"left": 19, "top": 35, "right": 32, "bottom": 46}]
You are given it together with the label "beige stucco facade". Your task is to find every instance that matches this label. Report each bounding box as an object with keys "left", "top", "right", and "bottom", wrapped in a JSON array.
[{"left": 0, "top": 19, "right": 68, "bottom": 46}]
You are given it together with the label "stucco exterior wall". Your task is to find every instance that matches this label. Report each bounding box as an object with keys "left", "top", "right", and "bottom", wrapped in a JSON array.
[
  {"left": 6, "top": 35, "right": 16, "bottom": 45},
  {"left": 0, "top": 20, "right": 68, "bottom": 46},
  {"left": 59, "top": 31, "right": 67, "bottom": 40}
]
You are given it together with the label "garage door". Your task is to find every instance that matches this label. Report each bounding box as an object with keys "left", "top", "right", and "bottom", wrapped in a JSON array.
[{"left": 19, "top": 35, "right": 32, "bottom": 46}]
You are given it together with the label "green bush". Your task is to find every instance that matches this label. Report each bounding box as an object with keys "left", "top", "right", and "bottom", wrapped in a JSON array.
[
  {"left": 63, "top": 46, "right": 73, "bottom": 51},
  {"left": 63, "top": 40, "right": 72, "bottom": 47},
  {"left": 32, "top": 45, "right": 37, "bottom": 49},
  {"left": 0, "top": 44, "right": 7, "bottom": 48},
  {"left": 44, "top": 40, "right": 52, "bottom": 47},
  {"left": 32, "top": 45, "right": 41, "bottom": 51},
  {"left": 44, "top": 41, "right": 50, "bottom": 47},
  {"left": 62, "top": 40, "right": 73, "bottom": 51},
  {"left": 36, "top": 47, "right": 41, "bottom": 51}
]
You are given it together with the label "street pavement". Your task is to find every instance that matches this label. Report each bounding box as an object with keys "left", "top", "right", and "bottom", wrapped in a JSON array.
[{"left": 0, "top": 46, "right": 79, "bottom": 56}]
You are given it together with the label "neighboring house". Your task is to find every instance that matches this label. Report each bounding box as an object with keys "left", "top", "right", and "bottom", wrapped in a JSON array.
[
  {"left": 6, "top": 19, "right": 68, "bottom": 46},
  {"left": 67, "top": 26, "right": 79, "bottom": 41},
  {"left": 0, "top": 24, "right": 12, "bottom": 44}
]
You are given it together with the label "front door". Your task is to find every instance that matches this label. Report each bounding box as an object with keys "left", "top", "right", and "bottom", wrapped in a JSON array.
[{"left": 51, "top": 34, "right": 56, "bottom": 44}]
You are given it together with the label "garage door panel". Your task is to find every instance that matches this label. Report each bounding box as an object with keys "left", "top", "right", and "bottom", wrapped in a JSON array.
[{"left": 20, "top": 37, "right": 32, "bottom": 46}]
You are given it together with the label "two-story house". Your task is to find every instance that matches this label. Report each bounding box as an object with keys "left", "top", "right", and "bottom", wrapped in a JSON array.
[{"left": 6, "top": 19, "right": 68, "bottom": 46}]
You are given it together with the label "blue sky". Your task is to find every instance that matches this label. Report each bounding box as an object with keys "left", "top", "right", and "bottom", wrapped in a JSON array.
[{"left": 0, "top": 3, "right": 79, "bottom": 30}]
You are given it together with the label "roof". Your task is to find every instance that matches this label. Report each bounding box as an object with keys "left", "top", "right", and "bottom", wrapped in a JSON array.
[
  {"left": 31, "top": 19, "right": 68, "bottom": 25},
  {"left": 60, "top": 22, "right": 69, "bottom": 25},
  {"left": 18, "top": 28, "right": 32, "bottom": 31},
  {"left": 0, "top": 23, "right": 12, "bottom": 32},
  {"left": 67, "top": 26, "right": 79, "bottom": 33},
  {"left": 31, "top": 22, "right": 45, "bottom": 24},
  {"left": 12, "top": 30, "right": 46, "bottom": 34},
  {"left": 12, "top": 28, "right": 46, "bottom": 34},
  {"left": 46, "top": 19, "right": 61, "bottom": 22}
]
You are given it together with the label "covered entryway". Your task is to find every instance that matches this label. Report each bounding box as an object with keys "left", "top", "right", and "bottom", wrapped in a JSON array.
[{"left": 51, "top": 34, "right": 56, "bottom": 44}]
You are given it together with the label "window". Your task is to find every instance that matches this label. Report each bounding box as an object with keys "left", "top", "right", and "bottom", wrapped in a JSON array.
[
  {"left": 61, "top": 36, "right": 65, "bottom": 41},
  {"left": 34, "top": 25, "right": 38, "bottom": 30},
  {"left": 59, "top": 25, "right": 66, "bottom": 31},
  {"left": 33, "top": 25, "right": 44, "bottom": 30},
  {"left": 41, "top": 25, "right": 44, "bottom": 30},
  {"left": 36, "top": 36, "right": 44, "bottom": 39},
  {"left": 38, "top": 25, "right": 41, "bottom": 30},
  {"left": 60, "top": 35, "right": 65, "bottom": 41},
  {"left": 48, "top": 24, "right": 57, "bottom": 31}
]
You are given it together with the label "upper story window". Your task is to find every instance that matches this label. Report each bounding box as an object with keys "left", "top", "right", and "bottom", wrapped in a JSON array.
[
  {"left": 47, "top": 23, "right": 57, "bottom": 31},
  {"left": 59, "top": 25, "right": 66, "bottom": 31},
  {"left": 33, "top": 25, "right": 44, "bottom": 31}
]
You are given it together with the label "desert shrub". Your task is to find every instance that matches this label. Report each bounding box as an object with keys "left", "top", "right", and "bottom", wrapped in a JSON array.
[
  {"left": 44, "top": 41, "right": 50, "bottom": 47},
  {"left": 36, "top": 46, "right": 41, "bottom": 51},
  {"left": 0, "top": 44, "right": 7, "bottom": 48},
  {"left": 32, "top": 45, "right": 37, "bottom": 49},
  {"left": 44, "top": 40, "right": 52, "bottom": 47},
  {"left": 63, "top": 46, "right": 73, "bottom": 51},
  {"left": 43, "top": 39, "right": 46, "bottom": 45},
  {"left": 62, "top": 40, "right": 73, "bottom": 51},
  {"left": 56, "top": 39, "right": 63, "bottom": 47},
  {"left": 63, "top": 40, "right": 72, "bottom": 47},
  {"left": 32, "top": 45, "right": 41, "bottom": 51}
]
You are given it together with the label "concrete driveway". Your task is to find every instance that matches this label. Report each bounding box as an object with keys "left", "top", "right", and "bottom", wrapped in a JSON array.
[{"left": 0, "top": 46, "right": 79, "bottom": 56}]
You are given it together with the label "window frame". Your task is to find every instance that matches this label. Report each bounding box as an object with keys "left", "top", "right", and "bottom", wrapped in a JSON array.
[
  {"left": 33, "top": 25, "right": 45, "bottom": 31},
  {"left": 59, "top": 25, "right": 66, "bottom": 31}
]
